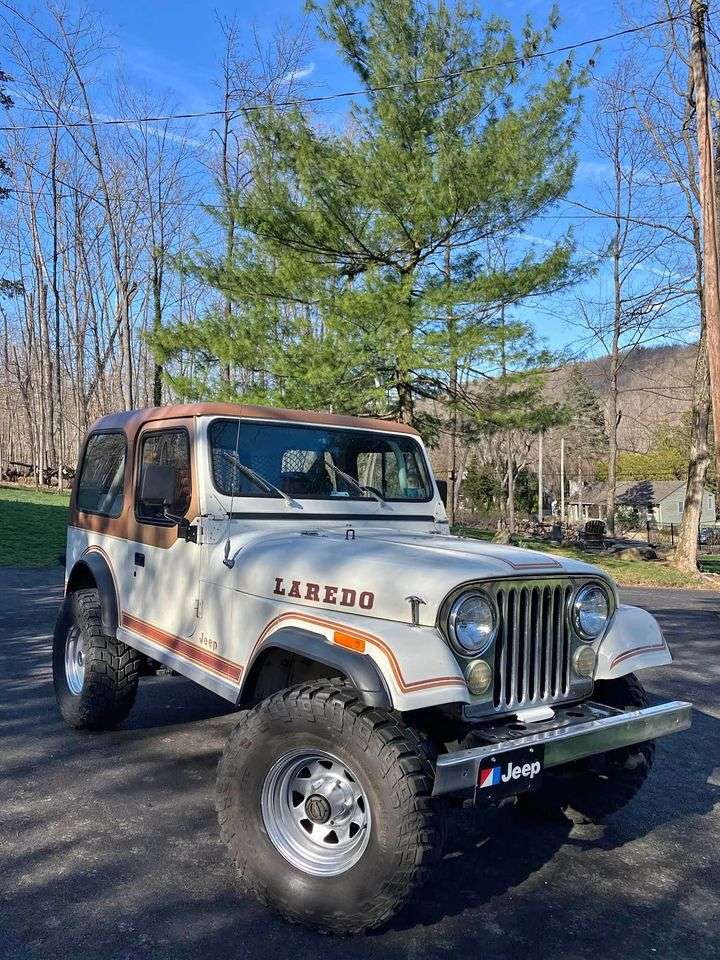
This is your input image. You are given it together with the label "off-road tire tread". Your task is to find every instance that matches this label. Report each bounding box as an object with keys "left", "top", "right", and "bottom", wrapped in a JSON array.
[
  {"left": 216, "top": 679, "right": 443, "bottom": 934},
  {"left": 521, "top": 672, "right": 655, "bottom": 821},
  {"left": 576, "top": 673, "right": 656, "bottom": 818},
  {"left": 53, "top": 588, "right": 141, "bottom": 730}
]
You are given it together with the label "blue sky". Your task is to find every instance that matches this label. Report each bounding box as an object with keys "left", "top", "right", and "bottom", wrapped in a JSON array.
[
  {"left": 35, "top": 0, "right": 701, "bottom": 355},
  {"left": 92, "top": 0, "right": 614, "bottom": 151}
]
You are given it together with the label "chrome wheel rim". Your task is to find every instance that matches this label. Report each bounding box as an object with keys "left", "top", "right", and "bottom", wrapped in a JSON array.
[
  {"left": 261, "top": 749, "right": 371, "bottom": 876},
  {"left": 64, "top": 627, "right": 86, "bottom": 696}
]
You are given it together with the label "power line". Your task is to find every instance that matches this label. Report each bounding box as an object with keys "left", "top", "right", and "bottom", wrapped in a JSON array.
[
  {"left": 5, "top": 185, "right": 695, "bottom": 221},
  {"left": 0, "top": 12, "right": 690, "bottom": 134}
]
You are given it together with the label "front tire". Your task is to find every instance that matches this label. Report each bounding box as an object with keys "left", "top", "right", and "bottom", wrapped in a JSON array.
[
  {"left": 53, "top": 588, "right": 141, "bottom": 730},
  {"left": 520, "top": 673, "right": 655, "bottom": 821},
  {"left": 216, "top": 681, "right": 443, "bottom": 934}
]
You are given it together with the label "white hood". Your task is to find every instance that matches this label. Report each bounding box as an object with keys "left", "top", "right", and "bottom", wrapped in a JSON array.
[{"left": 229, "top": 526, "right": 608, "bottom": 628}]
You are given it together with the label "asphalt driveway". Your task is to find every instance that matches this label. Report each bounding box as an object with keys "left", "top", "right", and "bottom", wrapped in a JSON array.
[{"left": 1, "top": 570, "right": 718, "bottom": 960}]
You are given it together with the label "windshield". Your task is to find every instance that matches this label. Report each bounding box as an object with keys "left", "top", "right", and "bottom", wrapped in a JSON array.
[{"left": 209, "top": 419, "right": 432, "bottom": 502}]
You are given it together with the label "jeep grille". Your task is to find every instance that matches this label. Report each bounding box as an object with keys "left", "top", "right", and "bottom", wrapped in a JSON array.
[
  {"left": 493, "top": 581, "right": 575, "bottom": 709},
  {"left": 453, "top": 576, "right": 609, "bottom": 716}
]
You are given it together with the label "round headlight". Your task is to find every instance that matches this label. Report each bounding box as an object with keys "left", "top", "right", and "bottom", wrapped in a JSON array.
[
  {"left": 448, "top": 592, "right": 497, "bottom": 656},
  {"left": 572, "top": 584, "right": 610, "bottom": 640}
]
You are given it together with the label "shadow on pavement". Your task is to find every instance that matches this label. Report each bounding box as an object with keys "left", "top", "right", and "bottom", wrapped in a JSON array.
[{"left": 1, "top": 573, "right": 719, "bottom": 960}]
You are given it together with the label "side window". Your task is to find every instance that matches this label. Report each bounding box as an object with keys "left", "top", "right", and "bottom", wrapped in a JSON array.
[
  {"left": 356, "top": 448, "right": 426, "bottom": 499},
  {"left": 77, "top": 432, "right": 126, "bottom": 517},
  {"left": 137, "top": 429, "right": 191, "bottom": 523}
]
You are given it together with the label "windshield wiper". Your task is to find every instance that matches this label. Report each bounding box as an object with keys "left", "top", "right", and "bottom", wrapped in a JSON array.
[
  {"left": 222, "top": 451, "right": 302, "bottom": 509},
  {"left": 325, "top": 462, "right": 387, "bottom": 506}
]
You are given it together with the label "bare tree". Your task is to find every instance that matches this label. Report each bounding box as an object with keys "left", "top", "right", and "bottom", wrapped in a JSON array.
[
  {"left": 120, "top": 87, "right": 198, "bottom": 406},
  {"left": 627, "top": 3, "right": 713, "bottom": 571},
  {"left": 575, "top": 57, "right": 693, "bottom": 535},
  {"left": 0, "top": 3, "right": 317, "bottom": 486}
]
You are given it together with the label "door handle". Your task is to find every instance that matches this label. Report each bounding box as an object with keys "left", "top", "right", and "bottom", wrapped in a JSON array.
[{"left": 134, "top": 552, "right": 145, "bottom": 567}]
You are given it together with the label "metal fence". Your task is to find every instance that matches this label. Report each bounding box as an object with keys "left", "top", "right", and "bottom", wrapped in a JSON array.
[
  {"left": 453, "top": 513, "right": 720, "bottom": 556},
  {"left": 642, "top": 522, "right": 720, "bottom": 553}
]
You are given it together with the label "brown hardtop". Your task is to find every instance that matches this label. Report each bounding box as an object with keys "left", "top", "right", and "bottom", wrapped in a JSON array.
[{"left": 90, "top": 402, "right": 419, "bottom": 437}]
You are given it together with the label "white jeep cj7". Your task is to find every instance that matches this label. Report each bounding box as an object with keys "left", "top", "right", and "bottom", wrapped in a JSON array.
[{"left": 54, "top": 403, "right": 691, "bottom": 933}]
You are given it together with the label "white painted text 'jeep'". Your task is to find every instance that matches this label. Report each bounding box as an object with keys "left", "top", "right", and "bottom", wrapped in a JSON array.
[{"left": 54, "top": 403, "right": 691, "bottom": 933}]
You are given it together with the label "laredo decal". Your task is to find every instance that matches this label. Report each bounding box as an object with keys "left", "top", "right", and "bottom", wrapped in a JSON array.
[{"left": 273, "top": 577, "right": 374, "bottom": 610}]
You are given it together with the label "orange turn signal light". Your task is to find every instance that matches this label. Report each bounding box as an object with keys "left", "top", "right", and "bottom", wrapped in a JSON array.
[{"left": 333, "top": 630, "right": 366, "bottom": 653}]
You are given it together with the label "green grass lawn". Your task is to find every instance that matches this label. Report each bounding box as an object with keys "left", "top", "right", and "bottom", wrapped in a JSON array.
[
  {"left": 1, "top": 486, "right": 717, "bottom": 588},
  {"left": 520, "top": 540, "right": 717, "bottom": 589},
  {"left": 0, "top": 484, "right": 70, "bottom": 567},
  {"left": 454, "top": 525, "right": 719, "bottom": 591}
]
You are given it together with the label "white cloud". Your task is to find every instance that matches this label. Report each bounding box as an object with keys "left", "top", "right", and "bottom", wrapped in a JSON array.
[
  {"left": 519, "top": 233, "right": 555, "bottom": 247},
  {"left": 576, "top": 160, "right": 613, "bottom": 181},
  {"left": 283, "top": 63, "right": 316, "bottom": 83}
]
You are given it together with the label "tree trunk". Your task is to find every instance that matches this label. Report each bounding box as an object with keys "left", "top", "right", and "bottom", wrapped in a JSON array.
[
  {"left": 396, "top": 377, "right": 414, "bottom": 425},
  {"left": 51, "top": 140, "right": 64, "bottom": 490},
  {"left": 507, "top": 435, "right": 515, "bottom": 534},
  {"left": 447, "top": 413, "right": 457, "bottom": 525},
  {"left": 152, "top": 261, "right": 163, "bottom": 406},
  {"left": 606, "top": 241, "right": 622, "bottom": 536},
  {"left": 674, "top": 332, "right": 711, "bottom": 572},
  {"left": 672, "top": 92, "right": 718, "bottom": 574},
  {"left": 606, "top": 373, "right": 619, "bottom": 533},
  {"left": 690, "top": 0, "right": 720, "bottom": 495},
  {"left": 124, "top": 288, "right": 134, "bottom": 409},
  {"left": 445, "top": 242, "right": 457, "bottom": 525}
]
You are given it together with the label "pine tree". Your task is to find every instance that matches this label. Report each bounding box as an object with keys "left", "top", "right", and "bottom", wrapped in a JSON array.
[
  {"left": 563, "top": 366, "right": 606, "bottom": 456},
  {"left": 463, "top": 455, "right": 501, "bottom": 515},
  {"left": 456, "top": 303, "right": 568, "bottom": 530},
  {"left": 156, "top": 0, "right": 586, "bottom": 428},
  {"left": 562, "top": 365, "right": 607, "bottom": 511}
]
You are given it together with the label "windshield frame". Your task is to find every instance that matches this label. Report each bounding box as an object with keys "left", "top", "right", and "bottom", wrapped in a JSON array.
[{"left": 206, "top": 416, "right": 435, "bottom": 506}]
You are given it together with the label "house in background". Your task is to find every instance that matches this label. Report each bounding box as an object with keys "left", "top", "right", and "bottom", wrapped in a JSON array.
[{"left": 568, "top": 480, "right": 717, "bottom": 528}]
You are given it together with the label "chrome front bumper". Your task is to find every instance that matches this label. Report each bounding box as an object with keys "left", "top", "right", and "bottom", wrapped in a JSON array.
[{"left": 433, "top": 700, "right": 692, "bottom": 796}]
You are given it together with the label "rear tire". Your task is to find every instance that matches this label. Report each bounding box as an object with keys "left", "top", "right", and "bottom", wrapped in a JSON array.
[
  {"left": 216, "top": 680, "right": 444, "bottom": 934},
  {"left": 519, "top": 673, "right": 655, "bottom": 821},
  {"left": 53, "top": 588, "right": 141, "bottom": 730}
]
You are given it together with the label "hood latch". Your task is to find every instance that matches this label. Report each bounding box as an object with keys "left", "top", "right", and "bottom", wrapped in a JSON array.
[{"left": 405, "top": 595, "right": 426, "bottom": 627}]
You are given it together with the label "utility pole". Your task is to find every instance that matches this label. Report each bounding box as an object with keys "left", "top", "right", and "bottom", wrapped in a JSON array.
[
  {"left": 690, "top": 0, "right": 720, "bottom": 486},
  {"left": 537, "top": 432, "right": 544, "bottom": 526},
  {"left": 578, "top": 458, "right": 583, "bottom": 525},
  {"left": 560, "top": 437, "right": 566, "bottom": 525},
  {"left": 445, "top": 240, "right": 458, "bottom": 526}
]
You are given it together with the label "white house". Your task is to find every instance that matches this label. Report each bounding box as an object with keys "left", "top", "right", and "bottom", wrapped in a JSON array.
[{"left": 568, "top": 480, "right": 716, "bottom": 528}]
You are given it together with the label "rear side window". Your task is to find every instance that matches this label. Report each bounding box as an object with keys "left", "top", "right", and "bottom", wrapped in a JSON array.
[
  {"left": 137, "top": 429, "right": 192, "bottom": 522},
  {"left": 76, "top": 433, "right": 126, "bottom": 517}
]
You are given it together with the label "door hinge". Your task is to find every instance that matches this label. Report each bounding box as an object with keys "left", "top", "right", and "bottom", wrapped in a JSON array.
[
  {"left": 194, "top": 598, "right": 203, "bottom": 618},
  {"left": 178, "top": 518, "right": 198, "bottom": 543}
]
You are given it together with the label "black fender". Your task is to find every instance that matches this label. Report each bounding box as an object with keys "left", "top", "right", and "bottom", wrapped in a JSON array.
[
  {"left": 66, "top": 552, "right": 119, "bottom": 637},
  {"left": 243, "top": 626, "right": 392, "bottom": 709}
]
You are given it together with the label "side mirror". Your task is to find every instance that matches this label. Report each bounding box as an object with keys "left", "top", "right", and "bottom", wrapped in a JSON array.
[
  {"left": 140, "top": 462, "right": 177, "bottom": 507},
  {"left": 436, "top": 479, "right": 448, "bottom": 507}
]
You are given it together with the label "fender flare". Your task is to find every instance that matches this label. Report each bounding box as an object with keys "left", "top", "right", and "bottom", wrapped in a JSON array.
[
  {"left": 242, "top": 626, "right": 392, "bottom": 709},
  {"left": 595, "top": 604, "right": 672, "bottom": 680},
  {"left": 66, "top": 552, "right": 119, "bottom": 637}
]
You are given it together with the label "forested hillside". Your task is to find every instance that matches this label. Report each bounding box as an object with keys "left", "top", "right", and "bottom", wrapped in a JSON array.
[{"left": 562, "top": 343, "right": 697, "bottom": 453}]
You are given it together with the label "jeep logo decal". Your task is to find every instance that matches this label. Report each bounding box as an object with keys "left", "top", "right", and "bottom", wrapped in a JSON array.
[{"left": 273, "top": 577, "right": 374, "bottom": 610}]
